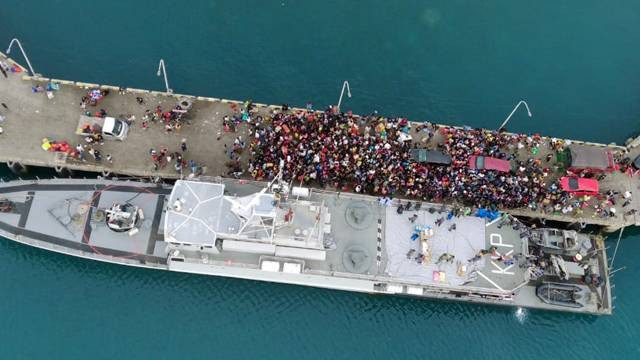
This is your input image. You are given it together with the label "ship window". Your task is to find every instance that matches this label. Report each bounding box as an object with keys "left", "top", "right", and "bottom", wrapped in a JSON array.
[
  {"left": 568, "top": 177, "right": 579, "bottom": 190},
  {"left": 170, "top": 257, "right": 184, "bottom": 262}
]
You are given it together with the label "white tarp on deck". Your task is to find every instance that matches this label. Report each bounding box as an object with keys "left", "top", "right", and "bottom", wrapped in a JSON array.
[
  {"left": 384, "top": 207, "right": 487, "bottom": 286},
  {"left": 164, "top": 181, "right": 242, "bottom": 245}
]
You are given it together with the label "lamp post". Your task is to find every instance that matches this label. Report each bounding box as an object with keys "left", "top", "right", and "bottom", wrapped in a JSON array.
[
  {"left": 156, "top": 59, "right": 173, "bottom": 94},
  {"left": 497, "top": 100, "right": 532, "bottom": 131},
  {"left": 6, "top": 38, "right": 37, "bottom": 76},
  {"left": 336, "top": 80, "right": 351, "bottom": 112}
]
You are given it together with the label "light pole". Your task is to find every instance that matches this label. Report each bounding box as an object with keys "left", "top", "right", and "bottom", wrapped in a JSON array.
[
  {"left": 156, "top": 59, "right": 173, "bottom": 94},
  {"left": 336, "top": 80, "right": 351, "bottom": 112},
  {"left": 6, "top": 38, "right": 37, "bottom": 76},
  {"left": 498, "top": 100, "right": 532, "bottom": 131}
]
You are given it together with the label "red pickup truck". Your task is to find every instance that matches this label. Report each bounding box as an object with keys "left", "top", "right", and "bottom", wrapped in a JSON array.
[{"left": 468, "top": 155, "right": 511, "bottom": 172}]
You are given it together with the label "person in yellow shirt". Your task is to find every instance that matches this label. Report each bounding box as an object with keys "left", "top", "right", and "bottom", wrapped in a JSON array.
[{"left": 41, "top": 138, "right": 51, "bottom": 151}]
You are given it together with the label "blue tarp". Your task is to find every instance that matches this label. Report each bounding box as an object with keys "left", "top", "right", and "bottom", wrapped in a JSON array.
[
  {"left": 46, "top": 83, "right": 60, "bottom": 91},
  {"left": 475, "top": 208, "right": 501, "bottom": 221}
]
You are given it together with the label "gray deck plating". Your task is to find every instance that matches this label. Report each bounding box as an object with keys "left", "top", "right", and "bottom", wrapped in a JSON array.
[{"left": 0, "top": 216, "right": 165, "bottom": 264}]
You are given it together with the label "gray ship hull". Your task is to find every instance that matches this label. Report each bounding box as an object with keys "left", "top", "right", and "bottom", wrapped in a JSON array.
[{"left": 0, "top": 178, "right": 612, "bottom": 315}]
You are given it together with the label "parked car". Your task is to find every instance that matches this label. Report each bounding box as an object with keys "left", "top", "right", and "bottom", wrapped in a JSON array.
[
  {"left": 76, "top": 115, "right": 129, "bottom": 141},
  {"left": 632, "top": 153, "right": 640, "bottom": 170},
  {"left": 409, "top": 149, "right": 452, "bottom": 165},
  {"left": 560, "top": 176, "right": 599, "bottom": 196},
  {"left": 557, "top": 144, "right": 616, "bottom": 173},
  {"left": 468, "top": 155, "right": 510, "bottom": 172}
]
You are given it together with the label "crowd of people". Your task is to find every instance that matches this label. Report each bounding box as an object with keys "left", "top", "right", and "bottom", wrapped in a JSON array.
[
  {"left": 141, "top": 103, "right": 189, "bottom": 134},
  {"left": 246, "top": 106, "right": 622, "bottom": 214}
]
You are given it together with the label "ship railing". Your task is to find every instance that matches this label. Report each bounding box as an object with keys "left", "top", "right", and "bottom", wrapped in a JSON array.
[
  {"left": 303, "top": 269, "right": 511, "bottom": 297},
  {"left": 310, "top": 188, "right": 462, "bottom": 211},
  {"left": 181, "top": 255, "right": 260, "bottom": 270}
]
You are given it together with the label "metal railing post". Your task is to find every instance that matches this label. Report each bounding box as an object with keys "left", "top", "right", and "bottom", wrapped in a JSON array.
[
  {"left": 156, "top": 59, "right": 173, "bottom": 94},
  {"left": 498, "top": 100, "right": 532, "bottom": 131},
  {"left": 6, "top": 38, "right": 37, "bottom": 76},
  {"left": 336, "top": 80, "right": 351, "bottom": 111}
]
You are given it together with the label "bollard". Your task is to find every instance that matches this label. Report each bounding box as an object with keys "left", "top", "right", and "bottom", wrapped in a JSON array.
[
  {"left": 54, "top": 165, "right": 70, "bottom": 177},
  {"left": 6, "top": 161, "right": 28, "bottom": 175}
]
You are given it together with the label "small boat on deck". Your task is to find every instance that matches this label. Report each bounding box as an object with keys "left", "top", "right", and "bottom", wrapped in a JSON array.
[{"left": 536, "top": 283, "right": 590, "bottom": 308}]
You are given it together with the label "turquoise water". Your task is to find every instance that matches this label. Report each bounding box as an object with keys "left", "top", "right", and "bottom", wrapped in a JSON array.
[{"left": 1, "top": 1, "right": 640, "bottom": 358}]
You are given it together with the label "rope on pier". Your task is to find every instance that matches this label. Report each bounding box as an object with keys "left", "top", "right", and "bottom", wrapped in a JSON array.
[{"left": 610, "top": 226, "right": 625, "bottom": 269}]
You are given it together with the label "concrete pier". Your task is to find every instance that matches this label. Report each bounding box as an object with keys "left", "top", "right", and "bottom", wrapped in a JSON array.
[
  {"left": 0, "top": 53, "right": 263, "bottom": 180},
  {"left": 1, "top": 51, "right": 639, "bottom": 232}
]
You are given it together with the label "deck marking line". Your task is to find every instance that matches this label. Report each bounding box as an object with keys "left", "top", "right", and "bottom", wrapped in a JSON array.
[{"left": 17, "top": 191, "right": 35, "bottom": 228}]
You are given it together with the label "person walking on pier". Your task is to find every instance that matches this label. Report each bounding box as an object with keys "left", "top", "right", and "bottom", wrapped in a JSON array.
[
  {"left": 0, "top": 67, "right": 7, "bottom": 78},
  {"left": 94, "top": 150, "right": 102, "bottom": 162},
  {"left": 75, "top": 144, "right": 86, "bottom": 162},
  {"left": 189, "top": 160, "right": 198, "bottom": 175},
  {"left": 181, "top": 138, "right": 188, "bottom": 152},
  {"left": 87, "top": 147, "right": 101, "bottom": 162}
]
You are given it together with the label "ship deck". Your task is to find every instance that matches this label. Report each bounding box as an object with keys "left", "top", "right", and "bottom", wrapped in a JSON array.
[
  {"left": 384, "top": 207, "right": 528, "bottom": 291},
  {"left": 0, "top": 179, "right": 171, "bottom": 266}
]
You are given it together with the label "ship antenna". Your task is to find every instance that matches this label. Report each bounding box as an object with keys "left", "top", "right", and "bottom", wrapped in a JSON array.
[{"left": 609, "top": 226, "right": 624, "bottom": 268}]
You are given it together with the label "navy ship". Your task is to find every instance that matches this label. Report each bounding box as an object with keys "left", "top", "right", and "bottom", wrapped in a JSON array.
[{"left": 0, "top": 175, "right": 611, "bottom": 314}]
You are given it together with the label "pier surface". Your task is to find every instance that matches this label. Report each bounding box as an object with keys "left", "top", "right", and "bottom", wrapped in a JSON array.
[
  {"left": 1, "top": 52, "right": 639, "bottom": 231},
  {"left": 0, "top": 53, "right": 258, "bottom": 179}
]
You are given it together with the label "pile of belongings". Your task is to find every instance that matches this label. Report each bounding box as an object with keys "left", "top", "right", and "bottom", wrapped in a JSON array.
[
  {"left": 41, "top": 138, "right": 71, "bottom": 153},
  {"left": 410, "top": 224, "right": 434, "bottom": 241}
]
